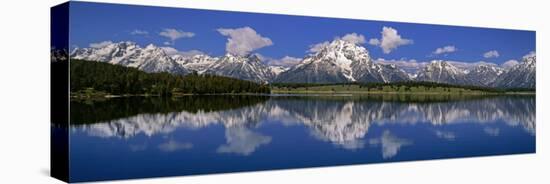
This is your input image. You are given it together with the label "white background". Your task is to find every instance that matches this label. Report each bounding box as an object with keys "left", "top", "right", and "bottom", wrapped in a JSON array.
[{"left": 0, "top": 0, "right": 547, "bottom": 183}]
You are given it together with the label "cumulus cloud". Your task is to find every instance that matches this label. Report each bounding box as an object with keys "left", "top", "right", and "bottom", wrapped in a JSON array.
[
  {"left": 158, "top": 140, "right": 193, "bottom": 152},
  {"left": 374, "top": 58, "right": 427, "bottom": 73},
  {"left": 339, "top": 33, "right": 366, "bottom": 44},
  {"left": 368, "top": 38, "right": 380, "bottom": 46},
  {"left": 161, "top": 46, "right": 205, "bottom": 57},
  {"left": 178, "top": 50, "right": 205, "bottom": 57},
  {"left": 159, "top": 28, "right": 195, "bottom": 45},
  {"left": 369, "top": 130, "right": 412, "bottom": 159},
  {"left": 130, "top": 29, "right": 148, "bottom": 35},
  {"left": 432, "top": 45, "right": 457, "bottom": 55},
  {"left": 484, "top": 127, "right": 500, "bottom": 136},
  {"left": 483, "top": 50, "right": 500, "bottom": 58},
  {"left": 89, "top": 40, "right": 113, "bottom": 48},
  {"left": 308, "top": 41, "right": 330, "bottom": 53},
  {"left": 370, "top": 27, "right": 413, "bottom": 54},
  {"left": 434, "top": 130, "right": 456, "bottom": 140},
  {"left": 217, "top": 27, "right": 273, "bottom": 56},
  {"left": 217, "top": 127, "right": 271, "bottom": 156},
  {"left": 262, "top": 55, "right": 302, "bottom": 66},
  {"left": 160, "top": 47, "right": 179, "bottom": 55},
  {"left": 523, "top": 51, "right": 536, "bottom": 59},
  {"left": 502, "top": 59, "right": 519, "bottom": 69}
]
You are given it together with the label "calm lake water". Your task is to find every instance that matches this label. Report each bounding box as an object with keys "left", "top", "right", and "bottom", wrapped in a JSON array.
[{"left": 66, "top": 94, "right": 535, "bottom": 182}]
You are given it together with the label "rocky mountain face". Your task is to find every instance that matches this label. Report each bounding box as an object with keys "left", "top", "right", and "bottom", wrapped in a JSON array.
[
  {"left": 172, "top": 54, "right": 218, "bottom": 73},
  {"left": 275, "top": 39, "right": 409, "bottom": 83},
  {"left": 415, "top": 60, "right": 470, "bottom": 85},
  {"left": 465, "top": 63, "right": 504, "bottom": 87},
  {"left": 203, "top": 54, "right": 275, "bottom": 83}
]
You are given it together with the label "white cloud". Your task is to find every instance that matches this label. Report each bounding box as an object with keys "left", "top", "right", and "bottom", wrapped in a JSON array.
[
  {"left": 217, "top": 127, "right": 271, "bottom": 156},
  {"left": 434, "top": 130, "right": 456, "bottom": 140},
  {"left": 369, "top": 130, "right": 412, "bottom": 159},
  {"left": 160, "top": 47, "right": 179, "bottom": 55},
  {"left": 483, "top": 50, "right": 500, "bottom": 58},
  {"left": 339, "top": 33, "right": 366, "bottom": 45},
  {"left": 308, "top": 41, "right": 330, "bottom": 53},
  {"left": 158, "top": 140, "right": 193, "bottom": 152},
  {"left": 89, "top": 40, "right": 113, "bottom": 48},
  {"left": 373, "top": 27, "right": 413, "bottom": 54},
  {"left": 432, "top": 45, "right": 457, "bottom": 55},
  {"left": 262, "top": 55, "right": 302, "bottom": 66},
  {"left": 178, "top": 50, "right": 205, "bottom": 57},
  {"left": 374, "top": 58, "right": 427, "bottom": 73},
  {"left": 159, "top": 28, "right": 195, "bottom": 45},
  {"left": 484, "top": 127, "right": 500, "bottom": 136},
  {"left": 523, "top": 51, "right": 536, "bottom": 59},
  {"left": 161, "top": 46, "right": 205, "bottom": 57},
  {"left": 217, "top": 26, "right": 273, "bottom": 56},
  {"left": 278, "top": 56, "right": 302, "bottom": 66},
  {"left": 368, "top": 38, "right": 380, "bottom": 46},
  {"left": 502, "top": 59, "right": 519, "bottom": 69},
  {"left": 130, "top": 29, "right": 148, "bottom": 35}
]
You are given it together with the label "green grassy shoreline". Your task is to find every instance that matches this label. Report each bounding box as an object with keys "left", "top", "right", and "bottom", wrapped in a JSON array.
[
  {"left": 271, "top": 90, "right": 535, "bottom": 95},
  {"left": 271, "top": 84, "right": 535, "bottom": 95},
  {"left": 71, "top": 82, "right": 534, "bottom": 100}
]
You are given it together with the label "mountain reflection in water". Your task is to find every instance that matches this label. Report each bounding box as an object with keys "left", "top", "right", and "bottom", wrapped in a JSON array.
[{"left": 71, "top": 95, "right": 535, "bottom": 156}]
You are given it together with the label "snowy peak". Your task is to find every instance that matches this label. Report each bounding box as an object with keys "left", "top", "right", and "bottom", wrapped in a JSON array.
[
  {"left": 416, "top": 60, "right": 469, "bottom": 85},
  {"left": 269, "top": 65, "right": 288, "bottom": 76},
  {"left": 465, "top": 63, "right": 503, "bottom": 86},
  {"left": 276, "top": 39, "right": 379, "bottom": 83},
  {"left": 471, "top": 63, "right": 503, "bottom": 75},
  {"left": 205, "top": 53, "right": 274, "bottom": 83},
  {"left": 276, "top": 39, "right": 410, "bottom": 83},
  {"left": 427, "top": 60, "right": 464, "bottom": 75},
  {"left": 173, "top": 54, "right": 218, "bottom": 73},
  {"left": 311, "top": 39, "right": 371, "bottom": 66},
  {"left": 493, "top": 54, "right": 536, "bottom": 88},
  {"left": 523, "top": 55, "right": 536, "bottom": 66}
]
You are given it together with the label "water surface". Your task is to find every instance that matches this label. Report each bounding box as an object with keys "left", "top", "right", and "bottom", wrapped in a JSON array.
[{"left": 67, "top": 95, "right": 535, "bottom": 182}]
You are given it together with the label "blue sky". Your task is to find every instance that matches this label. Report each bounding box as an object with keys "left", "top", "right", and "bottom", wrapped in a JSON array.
[{"left": 69, "top": 1, "right": 535, "bottom": 66}]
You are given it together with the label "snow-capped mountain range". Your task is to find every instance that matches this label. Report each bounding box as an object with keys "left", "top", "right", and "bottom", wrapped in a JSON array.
[
  {"left": 72, "top": 41, "right": 188, "bottom": 75},
  {"left": 70, "top": 41, "right": 536, "bottom": 88}
]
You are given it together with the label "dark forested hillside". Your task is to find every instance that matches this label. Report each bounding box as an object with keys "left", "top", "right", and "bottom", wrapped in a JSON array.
[{"left": 69, "top": 59, "right": 271, "bottom": 96}]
